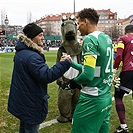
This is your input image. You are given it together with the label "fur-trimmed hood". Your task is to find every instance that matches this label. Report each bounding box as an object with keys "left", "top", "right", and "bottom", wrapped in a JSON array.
[{"left": 16, "top": 34, "right": 44, "bottom": 54}]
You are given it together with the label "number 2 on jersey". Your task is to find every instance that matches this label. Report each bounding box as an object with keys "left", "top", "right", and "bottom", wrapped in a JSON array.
[{"left": 105, "top": 47, "right": 113, "bottom": 73}]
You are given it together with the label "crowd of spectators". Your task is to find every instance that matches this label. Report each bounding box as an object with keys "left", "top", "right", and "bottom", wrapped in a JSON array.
[
  {"left": 0, "top": 38, "right": 18, "bottom": 52},
  {"left": 0, "top": 38, "right": 61, "bottom": 53},
  {"left": 0, "top": 38, "right": 18, "bottom": 47}
]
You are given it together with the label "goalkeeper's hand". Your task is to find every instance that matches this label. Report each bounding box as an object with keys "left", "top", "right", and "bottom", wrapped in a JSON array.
[{"left": 113, "top": 69, "right": 120, "bottom": 88}]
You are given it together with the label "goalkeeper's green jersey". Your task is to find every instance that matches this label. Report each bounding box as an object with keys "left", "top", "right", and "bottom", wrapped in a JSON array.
[{"left": 72, "top": 31, "right": 113, "bottom": 96}]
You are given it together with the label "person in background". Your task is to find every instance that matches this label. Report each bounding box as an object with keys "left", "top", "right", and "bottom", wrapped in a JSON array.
[
  {"left": 79, "top": 37, "right": 83, "bottom": 46},
  {"left": 7, "top": 23, "right": 71, "bottom": 133},
  {"left": 113, "top": 42, "right": 118, "bottom": 59},
  {"left": 113, "top": 24, "right": 133, "bottom": 133},
  {"left": 67, "top": 8, "right": 113, "bottom": 133}
]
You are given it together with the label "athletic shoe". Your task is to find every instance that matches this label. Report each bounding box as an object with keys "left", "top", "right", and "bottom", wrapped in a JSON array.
[{"left": 114, "top": 126, "right": 129, "bottom": 133}]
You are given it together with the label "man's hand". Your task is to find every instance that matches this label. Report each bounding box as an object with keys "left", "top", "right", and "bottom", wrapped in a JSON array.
[
  {"left": 60, "top": 54, "right": 72, "bottom": 63},
  {"left": 113, "top": 69, "right": 120, "bottom": 88}
]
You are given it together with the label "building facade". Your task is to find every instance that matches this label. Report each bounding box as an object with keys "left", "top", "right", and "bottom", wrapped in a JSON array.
[
  {"left": 97, "top": 9, "right": 117, "bottom": 38},
  {"left": 35, "top": 9, "right": 118, "bottom": 39},
  {"left": 122, "top": 15, "right": 133, "bottom": 33}
]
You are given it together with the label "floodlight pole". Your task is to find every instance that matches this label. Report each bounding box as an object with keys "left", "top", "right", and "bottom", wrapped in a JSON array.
[
  {"left": 74, "top": 0, "right": 75, "bottom": 15},
  {"left": 4, "top": 15, "right": 9, "bottom": 39}
]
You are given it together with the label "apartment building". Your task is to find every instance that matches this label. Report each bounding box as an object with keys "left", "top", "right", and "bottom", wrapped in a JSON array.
[
  {"left": 35, "top": 14, "right": 62, "bottom": 36},
  {"left": 116, "top": 19, "right": 125, "bottom": 36},
  {"left": 121, "top": 15, "right": 133, "bottom": 33},
  {"left": 97, "top": 9, "right": 117, "bottom": 35}
]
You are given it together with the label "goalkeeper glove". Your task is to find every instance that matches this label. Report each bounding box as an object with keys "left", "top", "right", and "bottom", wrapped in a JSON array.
[
  {"left": 68, "top": 79, "right": 82, "bottom": 90},
  {"left": 60, "top": 82, "right": 69, "bottom": 89},
  {"left": 113, "top": 69, "right": 120, "bottom": 88}
]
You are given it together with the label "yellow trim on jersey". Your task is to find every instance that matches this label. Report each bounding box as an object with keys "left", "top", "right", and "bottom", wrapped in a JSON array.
[
  {"left": 84, "top": 55, "right": 96, "bottom": 68},
  {"left": 118, "top": 42, "right": 124, "bottom": 49}
]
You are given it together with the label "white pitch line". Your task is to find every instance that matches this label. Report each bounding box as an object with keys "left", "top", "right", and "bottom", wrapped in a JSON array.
[{"left": 39, "top": 119, "right": 58, "bottom": 130}]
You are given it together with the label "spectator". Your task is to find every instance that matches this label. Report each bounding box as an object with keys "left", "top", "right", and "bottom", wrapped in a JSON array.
[
  {"left": 113, "top": 24, "right": 133, "bottom": 133},
  {"left": 8, "top": 23, "right": 71, "bottom": 133},
  {"left": 79, "top": 37, "right": 83, "bottom": 46}
]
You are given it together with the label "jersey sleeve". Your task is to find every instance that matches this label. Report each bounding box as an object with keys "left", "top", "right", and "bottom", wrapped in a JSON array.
[
  {"left": 82, "top": 36, "right": 98, "bottom": 56},
  {"left": 71, "top": 61, "right": 82, "bottom": 72},
  {"left": 114, "top": 37, "right": 125, "bottom": 69},
  {"left": 74, "top": 36, "right": 97, "bottom": 84}
]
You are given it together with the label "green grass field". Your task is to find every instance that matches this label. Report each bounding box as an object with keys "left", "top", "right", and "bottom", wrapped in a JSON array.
[{"left": 0, "top": 52, "right": 132, "bottom": 133}]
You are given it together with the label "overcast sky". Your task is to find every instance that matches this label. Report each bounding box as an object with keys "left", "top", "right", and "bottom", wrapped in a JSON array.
[{"left": 0, "top": 0, "right": 133, "bottom": 26}]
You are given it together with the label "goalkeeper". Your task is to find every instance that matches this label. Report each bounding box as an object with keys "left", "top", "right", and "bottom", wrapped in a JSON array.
[{"left": 113, "top": 25, "right": 133, "bottom": 133}]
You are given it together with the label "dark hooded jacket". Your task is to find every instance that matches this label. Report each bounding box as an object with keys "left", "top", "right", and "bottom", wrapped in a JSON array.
[{"left": 8, "top": 34, "right": 71, "bottom": 124}]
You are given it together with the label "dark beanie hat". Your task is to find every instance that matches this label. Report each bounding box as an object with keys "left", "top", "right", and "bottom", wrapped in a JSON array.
[{"left": 23, "top": 23, "right": 43, "bottom": 39}]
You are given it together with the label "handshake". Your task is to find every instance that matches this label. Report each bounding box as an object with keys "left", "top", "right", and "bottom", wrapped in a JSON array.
[
  {"left": 60, "top": 52, "right": 72, "bottom": 63},
  {"left": 60, "top": 79, "right": 82, "bottom": 90}
]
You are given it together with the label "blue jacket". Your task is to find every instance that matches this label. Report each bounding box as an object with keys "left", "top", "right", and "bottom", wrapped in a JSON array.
[{"left": 8, "top": 34, "right": 71, "bottom": 124}]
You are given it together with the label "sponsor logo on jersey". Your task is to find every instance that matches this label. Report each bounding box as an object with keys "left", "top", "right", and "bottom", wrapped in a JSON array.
[{"left": 103, "top": 75, "right": 112, "bottom": 86}]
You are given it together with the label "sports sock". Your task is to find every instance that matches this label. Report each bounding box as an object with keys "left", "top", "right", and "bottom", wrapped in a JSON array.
[
  {"left": 115, "top": 98, "right": 126, "bottom": 124},
  {"left": 121, "top": 124, "right": 128, "bottom": 129}
]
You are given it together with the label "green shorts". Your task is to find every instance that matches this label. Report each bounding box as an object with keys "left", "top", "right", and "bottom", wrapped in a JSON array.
[{"left": 71, "top": 92, "right": 112, "bottom": 133}]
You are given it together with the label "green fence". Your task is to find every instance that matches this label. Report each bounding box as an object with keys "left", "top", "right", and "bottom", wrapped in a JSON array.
[{"left": 44, "top": 36, "right": 61, "bottom": 40}]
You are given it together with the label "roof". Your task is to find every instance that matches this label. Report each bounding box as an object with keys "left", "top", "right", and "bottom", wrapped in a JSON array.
[
  {"left": 117, "top": 19, "right": 124, "bottom": 23},
  {"left": 97, "top": 9, "right": 116, "bottom": 15},
  {"left": 35, "top": 9, "right": 117, "bottom": 23}
]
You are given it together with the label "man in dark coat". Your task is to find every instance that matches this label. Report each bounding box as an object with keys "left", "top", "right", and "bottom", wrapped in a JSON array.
[{"left": 8, "top": 23, "right": 71, "bottom": 133}]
